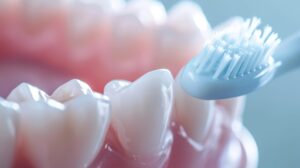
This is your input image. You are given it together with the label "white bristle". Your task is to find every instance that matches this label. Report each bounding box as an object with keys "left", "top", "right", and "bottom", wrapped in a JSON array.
[
  {"left": 193, "top": 46, "right": 210, "bottom": 67},
  {"left": 247, "top": 48, "right": 261, "bottom": 72},
  {"left": 195, "top": 45, "right": 215, "bottom": 73},
  {"left": 261, "top": 26, "right": 272, "bottom": 42},
  {"left": 206, "top": 47, "right": 225, "bottom": 72},
  {"left": 238, "top": 53, "right": 252, "bottom": 75},
  {"left": 230, "top": 54, "right": 246, "bottom": 78},
  {"left": 193, "top": 17, "right": 280, "bottom": 79},
  {"left": 247, "top": 17, "right": 261, "bottom": 37},
  {"left": 213, "top": 54, "right": 231, "bottom": 79},
  {"left": 224, "top": 54, "right": 240, "bottom": 79}
]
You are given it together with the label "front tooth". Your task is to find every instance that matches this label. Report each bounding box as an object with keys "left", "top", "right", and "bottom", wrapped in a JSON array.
[
  {"left": 155, "top": 1, "right": 211, "bottom": 72},
  {"left": 20, "top": 94, "right": 110, "bottom": 168},
  {"left": 124, "top": 0, "right": 167, "bottom": 26},
  {"left": 213, "top": 16, "right": 245, "bottom": 35},
  {"left": 104, "top": 69, "right": 173, "bottom": 156},
  {"left": 174, "top": 75, "right": 214, "bottom": 145},
  {"left": 216, "top": 97, "right": 246, "bottom": 121},
  {"left": 0, "top": 98, "right": 19, "bottom": 168},
  {"left": 51, "top": 79, "right": 93, "bottom": 102},
  {"left": 21, "top": 0, "right": 66, "bottom": 23},
  {"left": 110, "top": 0, "right": 166, "bottom": 63},
  {"left": 6, "top": 83, "right": 48, "bottom": 103},
  {"left": 167, "top": 1, "right": 211, "bottom": 38},
  {"left": 68, "top": 0, "right": 125, "bottom": 40}
]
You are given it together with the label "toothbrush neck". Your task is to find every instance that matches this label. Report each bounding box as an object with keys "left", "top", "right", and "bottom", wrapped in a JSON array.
[{"left": 274, "top": 31, "right": 300, "bottom": 78}]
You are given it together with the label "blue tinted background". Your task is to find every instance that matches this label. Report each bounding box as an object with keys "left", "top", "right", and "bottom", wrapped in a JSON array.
[{"left": 162, "top": 0, "right": 300, "bottom": 167}]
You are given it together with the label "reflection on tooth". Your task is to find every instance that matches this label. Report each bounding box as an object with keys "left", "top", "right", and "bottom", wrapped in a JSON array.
[
  {"left": 113, "top": 0, "right": 166, "bottom": 42},
  {"left": 51, "top": 79, "right": 93, "bottom": 102},
  {"left": 155, "top": 1, "right": 211, "bottom": 73},
  {"left": 6, "top": 83, "right": 48, "bottom": 103},
  {"left": 95, "top": 0, "right": 125, "bottom": 13},
  {"left": 214, "top": 17, "right": 245, "bottom": 35},
  {"left": 168, "top": 1, "right": 211, "bottom": 37},
  {"left": 124, "top": 0, "right": 167, "bottom": 26},
  {"left": 104, "top": 69, "right": 173, "bottom": 156},
  {"left": 20, "top": 94, "right": 110, "bottom": 168},
  {"left": 174, "top": 76, "right": 214, "bottom": 145},
  {"left": 22, "top": 0, "right": 66, "bottom": 20},
  {"left": 0, "top": 98, "right": 19, "bottom": 168},
  {"left": 69, "top": 0, "right": 125, "bottom": 39},
  {"left": 217, "top": 97, "right": 246, "bottom": 121}
]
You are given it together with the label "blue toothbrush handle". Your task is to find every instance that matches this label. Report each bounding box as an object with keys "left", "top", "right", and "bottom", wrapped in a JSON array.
[{"left": 274, "top": 31, "right": 300, "bottom": 77}]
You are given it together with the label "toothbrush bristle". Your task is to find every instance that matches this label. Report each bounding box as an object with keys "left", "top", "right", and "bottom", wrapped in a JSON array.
[{"left": 193, "top": 17, "right": 281, "bottom": 80}]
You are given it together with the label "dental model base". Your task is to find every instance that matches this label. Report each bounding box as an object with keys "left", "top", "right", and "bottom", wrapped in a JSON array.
[{"left": 180, "top": 17, "right": 300, "bottom": 100}]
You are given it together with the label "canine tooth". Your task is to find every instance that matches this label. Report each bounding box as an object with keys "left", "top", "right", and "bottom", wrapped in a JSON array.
[
  {"left": 168, "top": 1, "right": 211, "bottom": 37},
  {"left": 217, "top": 97, "right": 246, "bottom": 121},
  {"left": 123, "top": 0, "right": 167, "bottom": 26},
  {"left": 6, "top": 83, "right": 48, "bottom": 103},
  {"left": 214, "top": 17, "right": 245, "bottom": 35},
  {"left": 51, "top": 79, "right": 93, "bottom": 102},
  {"left": 155, "top": 1, "right": 211, "bottom": 72},
  {"left": 113, "top": 0, "right": 166, "bottom": 40},
  {"left": 174, "top": 77, "right": 214, "bottom": 144},
  {"left": 20, "top": 94, "right": 110, "bottom": 168},
  {"left": 110, "top": 0, "right": 166, "bottom": 69},
  {"left": 69, "top": 0, "right": 125, "bottom": 39},
  {"left": 0, "top": 98, "right": 19, "bottom": 168},
  {"left": 104, "top": 69, "right": 173, "bottom": 156},
  {"left": 22, "top": 0, "right": 66, "bottom": 21}
]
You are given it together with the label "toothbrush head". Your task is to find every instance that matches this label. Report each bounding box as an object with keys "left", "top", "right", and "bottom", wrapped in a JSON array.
[{"left": 179, "top": 17, "right": 281, "bottom": 100}]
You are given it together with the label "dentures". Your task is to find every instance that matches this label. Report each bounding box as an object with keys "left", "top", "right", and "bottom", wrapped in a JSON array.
[
  {"left": 1, "top": 70, "right": 257, "bottom": 168},
  {"left": 0, "top": 0, "right": 210, "bottom": 94},
  {"left": 5, "top": 80, "right": 110, "bottom": 168},
  {"left": 0, "top": 0, "right": 258, "bottom": 167}
]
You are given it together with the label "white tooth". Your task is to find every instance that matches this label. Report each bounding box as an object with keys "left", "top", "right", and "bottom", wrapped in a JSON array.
[
  {"left": 217, "top": 97, "right": 246, "bottom": 121},
  {"left": 0, "top": 98, "right": 19, "bottom": 168},
  {"left": 167, "top": 1, "right": 211, "bottom": 38},
  {"left": 155, "top": 1, "right": 211, "bottom": 70},
  {"left": 22, "top": 0, "right": 66, "bottom": 20},
  {"left": 69, "top": 0, "right": 125, "bottom": 38},
  {"left": 51, "top": 79, "right": 93, "bottom": 102},
  {"left": 113, "top": 0, "right": 166, "bottom": 42},
  {"left": 174, "top": 75, "right": 214, "bottom": 146},
  {"left": 6, "top": 83, "right": 48, "bottom": 103},
  {"left": 124, "top": 0, "right": 167, "bottom": 26},
  {"left": 104, "top": 69, "right": 173, "bottom": 156},
  {"left": 20, "top": 94, "right": 110, "bottom": 168},
  {"left": 214, "top": 16, "right": 245, "bottom": 35}
]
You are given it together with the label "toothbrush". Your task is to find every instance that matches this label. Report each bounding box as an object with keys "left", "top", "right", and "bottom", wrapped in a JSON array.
[{"left": 179, "top": 17, "right": 300, "bottom": 100}]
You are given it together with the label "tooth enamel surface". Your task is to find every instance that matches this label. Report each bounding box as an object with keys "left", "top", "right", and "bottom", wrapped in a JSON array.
[
  {"left": 19, "top": 93, "right": 110, "bottom": 168},
  {"left": 214, "top": 17, "right": 245, "bottom": 34},
  {"left": 113, "top": 0, "right": 166, "bottom": 40},
  {"left": 124, "top": 0, "right": 167, "bottom": 26},
  {"left": 22, "top": 0, "right": 65, "bottom": 19},
  {"left": 104, "top": 69, "right": 173, "bottom": 156},
  {"left": 69, "top": 0, "right": 125, "bottom": 39},
  {"left": 168, "top": 1, "right": 211, "bottom": 37},
  {"left": 51, "top": 79, "right": 93, "bottom": 102},
  {"left": 0, "top": 98, "right": 19, "bottom": 168},
  {"left": 6, "top": 83, "right": 48, "bottom": 103},
  {"left": 174, "top": 77, "right": 214, "bottom": 145},
  {"left": 154, "top": 1, "right": 211, "bottom": 72}
]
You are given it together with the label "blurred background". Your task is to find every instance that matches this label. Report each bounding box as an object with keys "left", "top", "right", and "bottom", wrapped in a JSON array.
[{"left": 162, "top": 0, "right": 300, "bottom": 167}]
